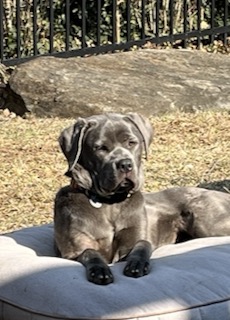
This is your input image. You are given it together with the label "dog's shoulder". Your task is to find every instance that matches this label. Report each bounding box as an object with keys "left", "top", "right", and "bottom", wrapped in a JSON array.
[
  {"left": 54, "top": 185, "right": 85, "bottom": 207},
  {"left": 55, "top": 185, "right": 72, "bottom": 199}
]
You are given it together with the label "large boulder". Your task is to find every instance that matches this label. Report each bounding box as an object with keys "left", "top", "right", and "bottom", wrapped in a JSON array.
[{"left": 4, "top": 49, "right": 230, "bottom": 117}]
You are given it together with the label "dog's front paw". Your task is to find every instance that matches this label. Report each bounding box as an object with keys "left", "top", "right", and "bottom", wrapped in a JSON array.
[
  {"left": 86, "top": 264, "right": 114, "bottom": 285},
  {"left": 123, "top": 259, "right": 150, "bottom": 278}
]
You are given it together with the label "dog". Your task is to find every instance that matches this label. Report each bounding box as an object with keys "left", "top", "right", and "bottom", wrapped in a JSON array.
[
  {"left": 54, "top": 112, "right": 230, "bottom": 285},
  {"left": 144, "top": 186, "right": 230, "bottom": 247},
  {"left": 54, "top": 113, "right": 154, "bottom": 285}
]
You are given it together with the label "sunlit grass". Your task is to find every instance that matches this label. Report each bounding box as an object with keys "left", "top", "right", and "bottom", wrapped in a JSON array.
[{"left": 0, "top": 111, "right": 229, "bottom": 232}]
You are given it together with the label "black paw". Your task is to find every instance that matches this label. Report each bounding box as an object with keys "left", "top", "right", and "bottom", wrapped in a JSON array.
[
  {"left": 123, "top": 259, "right": 150, "bottom": 278},
  {"left": 87, "top": 264, "right": 114, "bottom": 285}
]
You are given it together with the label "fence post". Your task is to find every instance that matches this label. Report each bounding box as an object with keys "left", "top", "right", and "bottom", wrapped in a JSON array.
[
  {"left": 82, "top": 0, "right": 86, "bottom": 48},
  {"left": 49, "top": 0, "right": 54, "bottom": 53},
  {"left": 210, "top": 0, "right": 215, "bottom": 44},
  {"left": 155, "top": 0, "right": 160, "bottom": 44},
  {"left": 197, "top": 0, "right": 201, "bottom": 48},
  {"left": 97, "top": 0, "right": 101, "bottom": 46},
  {"left": 0, "top": 0, "right": 3, "bottom": 60},
  {"left": 33, "top": 0, "right": 38, "bottom": 56},
  {"left": 112, "top": 0, "right": 117, "bottom": 44},
  {"left": 126, "top": 0, "right": 131, "bottom": 42},
  {"left": 183, "top": 0, "right": 188, "bottom": 48},
  {"left": 141, "top": 0, "right": 146, "bottom": 39},
  {"left": 169, "top": 0, "right": 174, "bottom": 44},
  {"left": 65, "top": 0, "right": 70, "bottom": 51},
  {"left": 223, "top": 0, "right": 228, "bottom": 45},
  {"left": 16, "top": 0, "right": 21, "bottom": 58}
]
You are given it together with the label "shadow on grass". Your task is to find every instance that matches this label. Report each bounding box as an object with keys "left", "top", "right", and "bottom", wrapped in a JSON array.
[{"left": 198, "top": 179, "right": 230, "bottom": 193}]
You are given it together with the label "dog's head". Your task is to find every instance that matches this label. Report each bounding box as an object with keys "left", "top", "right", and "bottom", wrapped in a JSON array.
[{"left": 59, "top": 113, "right": 153, "bottom": 200}]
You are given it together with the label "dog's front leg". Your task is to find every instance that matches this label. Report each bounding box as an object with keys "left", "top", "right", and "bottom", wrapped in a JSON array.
[
  {"left": 123, "top": 240, "right": 152, "bottom": 278},
  {"left": 77, "top": 249, "right": 114, "bottom": 285}
]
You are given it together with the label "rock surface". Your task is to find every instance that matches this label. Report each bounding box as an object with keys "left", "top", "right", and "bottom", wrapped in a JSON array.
[{"left": 4, "top": 49, "right": 230, "bottom": 117}]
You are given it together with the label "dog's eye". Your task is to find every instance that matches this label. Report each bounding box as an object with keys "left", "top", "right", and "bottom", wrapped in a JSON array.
[
  {"left": 100, "top": 145, "right": 109, "bottom": 151},
  {"left": 94, "top": 145, "right": 109, "bottom": 152},
  {"left": 128, "top": 140, "right": 137, "bottom": 148}
]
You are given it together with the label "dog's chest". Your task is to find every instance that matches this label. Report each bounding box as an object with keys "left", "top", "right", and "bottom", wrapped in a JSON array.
[
  {"left": 87, "top": 205, "right": 128, "bottom": 261},
  {"left": 90, "top": 204, "right": 122, "bottom": 235}
]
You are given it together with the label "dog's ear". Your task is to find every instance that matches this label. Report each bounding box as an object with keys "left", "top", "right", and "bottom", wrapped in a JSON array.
[
  {"left": 59, "top": 118, "right": 97, "bottom": 175},
  {"left": 124, "top": 113, "right": 154, "bottom": 159},
  {"left": 71, "top": 164, "right": 92, "bottom": 189}
]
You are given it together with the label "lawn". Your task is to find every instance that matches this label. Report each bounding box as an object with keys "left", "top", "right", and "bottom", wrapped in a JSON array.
[{"left": 0, "top": 110, "right": 229, "bottom": 232}]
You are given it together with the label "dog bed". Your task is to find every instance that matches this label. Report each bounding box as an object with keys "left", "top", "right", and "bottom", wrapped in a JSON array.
[{"left": 1, "top": 224, "right": 230, "bottom": 320}]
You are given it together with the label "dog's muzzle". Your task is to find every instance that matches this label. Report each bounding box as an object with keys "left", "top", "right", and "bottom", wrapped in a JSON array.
[{"left": 94, "top": 156, "right": 137, "bottom": 197}]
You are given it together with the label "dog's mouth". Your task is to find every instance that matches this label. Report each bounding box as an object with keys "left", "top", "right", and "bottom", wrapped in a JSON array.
[
  {"left": 94, "top": 176, "right": 135, "bottom": 198},
  {"left": 89, "top": 177, "right": 135, "bottom": 204},
  {"left": 114, "top": 178, "right": 134, "bottom": 194}
]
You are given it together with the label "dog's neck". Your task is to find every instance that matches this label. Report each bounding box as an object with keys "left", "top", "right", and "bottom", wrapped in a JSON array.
[{"left": 70, "top": 179, "right": 131, "bottom": 205}]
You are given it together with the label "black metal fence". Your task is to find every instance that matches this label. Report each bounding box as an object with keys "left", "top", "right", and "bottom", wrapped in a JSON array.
[{"left": 1, "top": 0, "right": 230, "bottom": 66}]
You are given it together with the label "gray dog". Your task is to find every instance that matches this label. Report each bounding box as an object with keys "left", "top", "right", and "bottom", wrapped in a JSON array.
[
  {"left": 54, "top": 112, "right": 230, "bottom": 285},
  {"left": 54, "top": 113, "right": 154, "bottom": 285}
]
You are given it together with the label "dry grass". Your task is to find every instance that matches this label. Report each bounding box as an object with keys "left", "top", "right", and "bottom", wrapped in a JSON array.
[{"left": 0, "top": 110, "right": 229, "bottom": 233}]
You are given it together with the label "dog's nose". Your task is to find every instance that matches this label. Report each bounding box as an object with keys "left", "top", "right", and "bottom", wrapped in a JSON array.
[{"left": 116, "top": 159, "right": 133, "bottom": 173}]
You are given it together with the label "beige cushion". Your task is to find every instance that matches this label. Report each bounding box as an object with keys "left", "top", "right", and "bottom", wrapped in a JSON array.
[{"left": 1, "top": 224, "right": 230, "bottom": 320}]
